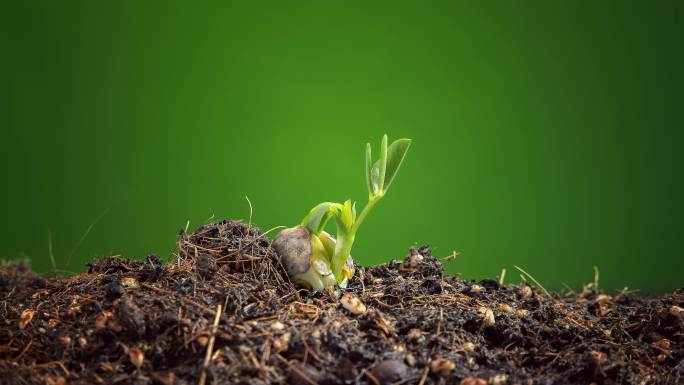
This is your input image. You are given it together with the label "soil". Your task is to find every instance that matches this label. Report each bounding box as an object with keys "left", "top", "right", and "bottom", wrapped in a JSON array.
[{"left": 1, "top": 220, "right": 682, "bottom": 385}]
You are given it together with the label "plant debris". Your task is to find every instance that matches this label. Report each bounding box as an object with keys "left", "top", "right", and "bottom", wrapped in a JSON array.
[{"left": 1, "top": 220, "right": 682, "bottom": 384}]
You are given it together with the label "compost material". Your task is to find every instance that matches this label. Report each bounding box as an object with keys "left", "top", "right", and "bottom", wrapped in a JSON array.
[{"left": 1, "top": 220, "right": 682, "bottom": 384}]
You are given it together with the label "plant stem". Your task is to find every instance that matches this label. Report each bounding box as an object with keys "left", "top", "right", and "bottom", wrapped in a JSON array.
[
  {"left": 331, "top": 194, "right": 383, "bottom": 283},
  {"left": 352, "top": 195, "right": 381, "bottom": 234}
]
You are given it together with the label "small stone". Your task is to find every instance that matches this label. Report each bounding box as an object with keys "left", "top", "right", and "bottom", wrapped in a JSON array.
[
  {"left": 57, "top": 335, "right": 71, "bottom": 345},
  {"left": 273, "top": 332, "right": 291, "bottom": 352},
  {"left": 404, "top": 253, "right": 424, "bottom": 268},
  {"left": 271, "top": 321, "right": 286, "bottom": 331},
  {"left": 498, "top": 303, "right": 514, "bottom": 314},
  {"left": 197, "top": 336, "right": 208, "bottom": 346},
  {"left": 372, "top": 360, "right": 408, "bottom": 384},
  {"left": 490, "top": 373, "right": 508, "bottom": 385},
  {"left": 129, "top": 346, "right": 144, "bottom": 368},
  {"left": 460, "top": 377, "right": 487, "bottom": 385},
  {"left": 196, "top": 254, "right": 217, "bottom": 278},
  {"left": 106, "top": 280, "right": 125, "bottom": 299},
  {"left": 121, "top": 277, "right": 140, "bottom": 288},
  {"left": 520, "top": 286, "right": 533, "bottom": 298},
  {"left": 430, "top": 357, "right": 455, "bottom": 375},
  {"left": 470, "top": 284, "right": 484, "bottom": 294},
  {"left": 78, "top": 337, "right": 87, "bottom": 348},
  {"left": 516, "top": 309, "right": 529, "bottom": 317},
  {"left": 19, "top": 309, "right": 35, "bottom": 330},
  {"left": 407, "top": 328, "right": 422, "bottom": 341},
  {"left": 479, "top": 307, "right": 495, "bottom": 326},
  {"left": 463, "top": 342, "right": 476, "bottom": 352},
  {"left": 405, "top": 353, "right": 416, "bottom": 366},
  {"left": 94, "top": 312, "right": 112, "bottom": 329},
  {"left": 340, "top": 293, "right": 366, "bottom": 315}
]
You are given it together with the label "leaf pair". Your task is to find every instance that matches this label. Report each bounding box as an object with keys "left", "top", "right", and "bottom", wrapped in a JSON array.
[
  {"left": 301, "top": 200, "right": 356, "bottom": 235},
  {"left": 366, "top": 135, "right": 412, "bottom": 198}
]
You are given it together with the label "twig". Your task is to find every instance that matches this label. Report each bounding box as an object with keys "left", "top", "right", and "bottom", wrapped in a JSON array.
[
  {"left": 417, "top": 364, "right": 430, "bottom": 385},
  {"left": 365, "top": 370, "right": 381, "bottom": 385},
  {"left": 199, "top": 304, "right": 222, "bottom": 385}
]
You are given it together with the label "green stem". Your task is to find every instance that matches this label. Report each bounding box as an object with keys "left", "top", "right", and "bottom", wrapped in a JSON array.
[
  {"left": 352, "top": 194, "right": 381, "bottom": 234},
  {"left": 331, "top": 194, "right": 383, "bottom": 283},
  {"left": 331, "top": 232, "right": 355, "bottom": 283}
]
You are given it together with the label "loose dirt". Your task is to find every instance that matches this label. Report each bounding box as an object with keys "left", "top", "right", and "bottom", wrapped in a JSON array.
[{"left": 1, "top": 220, "right": 682, "bottom": 384}]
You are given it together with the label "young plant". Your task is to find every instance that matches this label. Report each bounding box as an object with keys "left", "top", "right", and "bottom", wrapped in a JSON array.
[{"left": 272, "top": 135, "right": 411, "bottom": 290}]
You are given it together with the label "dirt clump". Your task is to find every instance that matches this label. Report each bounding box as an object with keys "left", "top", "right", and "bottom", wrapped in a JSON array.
[{"left": 0, "top": 220, "right": 682, "bottom": 384}]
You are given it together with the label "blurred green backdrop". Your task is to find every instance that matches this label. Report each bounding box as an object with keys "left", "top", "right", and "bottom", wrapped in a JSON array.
[{"left": 2, "top": 1, "right": 682, "bottom": 292}]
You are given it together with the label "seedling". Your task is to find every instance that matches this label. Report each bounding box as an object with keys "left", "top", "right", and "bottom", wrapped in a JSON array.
[{"left": 272, "top": 135, "right": 411, "bottom": 290}]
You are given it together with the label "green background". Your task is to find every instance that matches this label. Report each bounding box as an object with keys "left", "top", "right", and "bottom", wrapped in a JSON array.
[{"left": 2, "top": 1, "right": 682, "bottom": 292}]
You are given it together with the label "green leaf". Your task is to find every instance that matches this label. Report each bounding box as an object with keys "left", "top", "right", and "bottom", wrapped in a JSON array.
[
  {"left": 365, "top": 143, "right": 373, "bottom": 197},
  {"left": 371, "top": 159, "right": 382, "bottom": 195},
  {"left": 340, "top": 200, "right": 354, "bottom": 230},
  {"left": 382, "top": 138, "right": 411, "bottom": 192},
  {"left": 378, "top": 134, "right": 388, "bottom": 193},
  {"left": 301, "top": 202, "right": 340, "bottom": 234}
]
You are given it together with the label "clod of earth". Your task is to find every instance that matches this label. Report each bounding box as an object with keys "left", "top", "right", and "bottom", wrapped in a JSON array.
[{"left": 0, "top": 220, "right": 683, "bottom": 384}]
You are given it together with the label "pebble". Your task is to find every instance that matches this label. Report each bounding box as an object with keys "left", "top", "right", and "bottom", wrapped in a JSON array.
[
  {"left": 129, "top": 346, "right": 144, "bottom": 368},
  {"left": 340, "top": 293, "right": 367, "bottom": 315},
  {"left": 479, "top": 307, "right": 495, "bottom": 326},
  {"left": 372, "top": 360, "right": 408, "bottom": 384},
  {"left": 430, "top": 357, "right": 455, "bottom": 375}
]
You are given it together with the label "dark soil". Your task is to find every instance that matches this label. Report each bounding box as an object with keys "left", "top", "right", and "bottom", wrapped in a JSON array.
[{"left": 1, "top": 220, "right": 682, "bottom": 385}]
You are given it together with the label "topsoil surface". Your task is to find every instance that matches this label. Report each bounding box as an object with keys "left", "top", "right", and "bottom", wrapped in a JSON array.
[{"left": 1, "top": 220, "right": 682, "bottom": 385}]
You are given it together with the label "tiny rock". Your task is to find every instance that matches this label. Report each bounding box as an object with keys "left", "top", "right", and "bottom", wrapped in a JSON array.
[
  {"left": 19, "top": 309, "right": 35, "bottom": 330},
  {"left": 463, "top": 342, "right": 476, "bottom": 352},
  {"left": 407, "top": 328, "right": 422, "bottom": 341},
  {"left": 405, "top": 353, "right": 416, "bottom": 366},
  {"left": 430, "top": 357, "right": 455, "bottom": 375},
  {"left": 520, "top": 285, "right": 533, "bottom": 298},
  {"left": 340, "top": 293, "right": 366, "bottom": 315},
  {"left": 479, "top": 307, "right": 495, "bottom": 326},
  {"left": 57, "top": 335, "right": 71, "bottom": 345},
  {"left": 106, "top": 280, "right": 125, "bottom": 299},
  {"left": 273, "top": 332, "right": 291, "bottom": 352},
  {"left": 271, "top": 321, "right": 286, "bottom": 331},
  {"left": 78, "top": 337, "right": 87, "bottom": 348},
  {"left": 460, "top": 377, "right": 487, "bottom": 385},
  {"left": 372, "top": 360, "right": 408, "bottom": 384},
  {"left": 121, "top": 277, "right": 140, "bottom": 288},
  {"left": 470, "top": 284, "right": 484, "bottom": 294},
  {"left": 490, "top": 373, "right": 508, "bottom": 385},
  {"left": 516, "top": 309, "right": 529, "bottom": 317},
  {"left": 197, "top": 336, "right": 208, "bottom": 346},
  {"left": 404, "top": 253, "right": 424, "bottom": 268},
  {"left": 498, "top": 303, "right": 514, "bottom": 314},
  {"left": 129, "top": 346, "right": 144, "bottom": 368}
]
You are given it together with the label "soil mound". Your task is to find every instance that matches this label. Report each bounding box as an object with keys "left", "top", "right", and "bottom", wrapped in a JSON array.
[{"left": 1, "top": 220, "right": 682, "bottom": 384}]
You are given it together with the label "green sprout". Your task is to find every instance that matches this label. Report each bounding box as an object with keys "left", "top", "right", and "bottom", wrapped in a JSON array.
[{"left": 272, "top": 134, "right": 411, "bottom": 290}]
